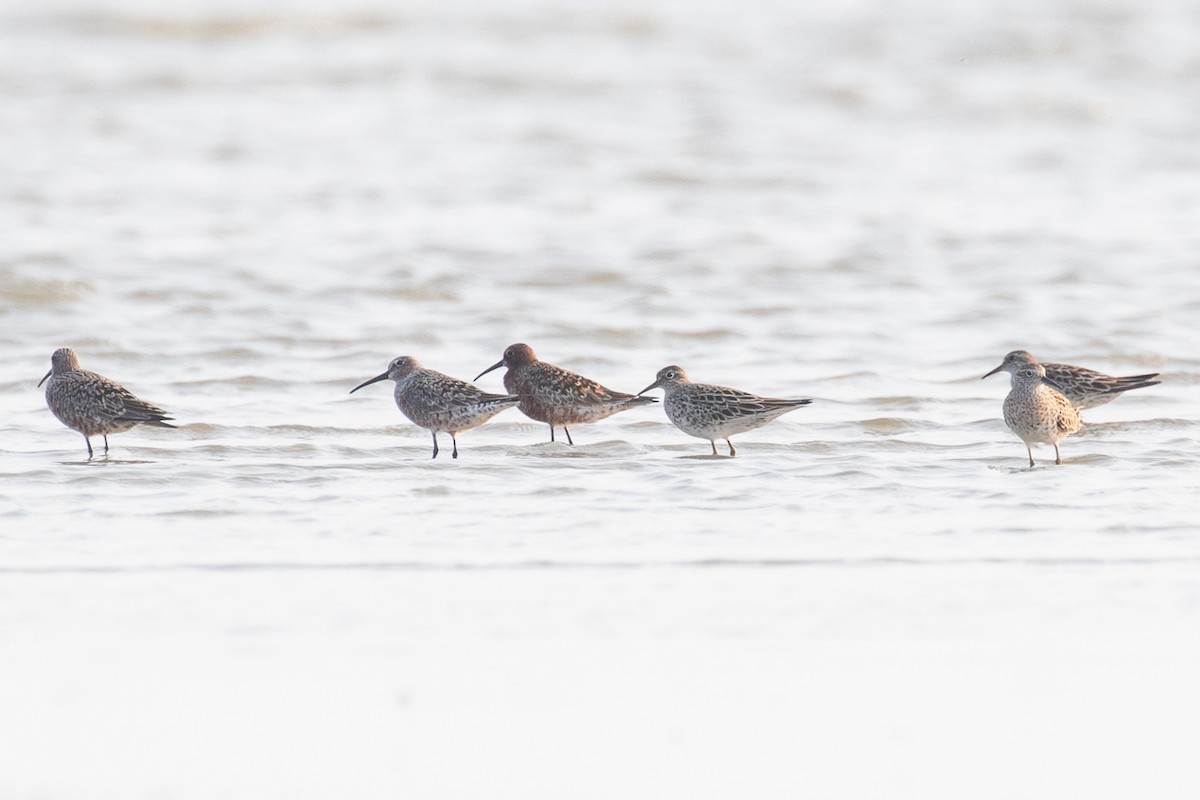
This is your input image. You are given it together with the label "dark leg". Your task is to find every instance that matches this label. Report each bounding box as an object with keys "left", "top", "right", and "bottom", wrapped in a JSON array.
[
  {"left": 1026, "top": 445, "right": 1035, "bottom": 468},
  {"left": 431, "top": 431, "right": 439, "bottom": 458},
  {"left": 103, "top": 435, "right": 110, "bottom": 454},
  {"left": 727, "top": 439, "right": 737, "bottom": 457},
  {"left": 709, "top": 440, "right": 718, "bottom": 456},
  {"left": 564, "top": 427, "right": 574, "bottom": 445},
  {"left": 549, "top": 424, "right": 555, "bottom": 443},
  {"left": 84, "top": 435, "right": 93, "bottom": 459},
  {"left": 451, "top": 433, "right": 459, "bottom": 459}
]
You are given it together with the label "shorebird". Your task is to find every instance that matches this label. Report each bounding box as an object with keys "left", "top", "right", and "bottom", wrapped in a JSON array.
[
  {"left": 38, "top": 347, "right": 175, "bottom": 458},
  {"left": 474, "top": 343, "right": 655, "bottom": 444},
  {"left": 1000, "top": 363, "right": 1082, "bottom": 467},
  {"left": 350, "top": 356, "right": 520, "bottom": 458},
  {"left": 983, "top": 349, "right": 1159, "bottom": 409},
  {"left": 637, "top": 365, "right": 812, "bottom": 456}
]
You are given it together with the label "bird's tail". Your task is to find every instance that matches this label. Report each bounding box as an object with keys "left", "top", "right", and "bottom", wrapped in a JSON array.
[{"left": 1105, "top": 377, "right": 1161, "bottom": 395}]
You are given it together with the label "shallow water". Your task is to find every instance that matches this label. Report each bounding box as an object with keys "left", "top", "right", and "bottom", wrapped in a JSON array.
[{"left": 2, "top": 0, "right": 1199, "bottom": 797}]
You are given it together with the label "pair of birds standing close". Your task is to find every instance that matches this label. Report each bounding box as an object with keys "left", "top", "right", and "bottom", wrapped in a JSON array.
[
  {"left": 36, "top": 345, "right": 1159, "bottom": 465},
  {"left": 983, "top": 349, "right": 1160, "bottom": 467}
]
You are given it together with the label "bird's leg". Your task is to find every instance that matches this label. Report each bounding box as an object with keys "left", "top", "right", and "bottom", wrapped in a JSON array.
[
  {"left": 1054, "top": 444, "right": 1062, "bottom": 465},
  {"left": 727, "top": 439, "right": 737, "bottom": 457},
  {"left": 549, "top": 425, "right": 555, "bottom": 443},
  {"left": 431, "top": 432, "right": 439, "bottom": 458},
  {"left": 103, "top": 435, "right": 110, "bottom": 454},
  {"left": 710, "top": 440, "right": 718, "bottom": 456},
  {"left": 84, "top": 435, "right": 93, "bottom": 459},
  {"left": 564, "top": 427, "right": 574, "bottom": 445},
  {"left": 451, "top": 433, "right": 459, "bottom": 459},
  {"left": 1026, "top": 445, "right": 1035, "bottom": 468}
]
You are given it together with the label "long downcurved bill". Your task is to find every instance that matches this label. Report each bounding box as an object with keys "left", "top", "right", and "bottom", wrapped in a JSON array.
[
  {"left": 37, "top": 370, "right": 52, "bottom": 388},
  {"left": 349, "top": 372, "right": 390, "bottom": 394},
  {"left": 474, "top": 360, "right": 505, "bottom": 382}
]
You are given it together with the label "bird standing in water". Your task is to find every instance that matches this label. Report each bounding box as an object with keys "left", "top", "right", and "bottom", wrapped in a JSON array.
[
  {"left": 1000, "top": 363, "right": 1082, "bottom": 467},
  {"left": 638, "top": 365, "right": 812, "bottom": 456},
  {"left": 38, "top": 347, "right": 175, "bottom": 458},
  {"left": 351, "top": 355, "right": 519, "bottom": 458},
  {"left": 475, "top": 343, "right": 655, "bottom": 444}
]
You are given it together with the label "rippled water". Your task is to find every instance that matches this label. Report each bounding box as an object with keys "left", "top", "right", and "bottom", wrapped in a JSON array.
[{"left": 3, "top": 0, "right": 1199, "bottom": 797}]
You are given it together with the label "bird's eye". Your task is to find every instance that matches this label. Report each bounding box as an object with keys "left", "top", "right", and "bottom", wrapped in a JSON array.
[{"left": 666, "top": 370, "right": 675, "bottom": 379}]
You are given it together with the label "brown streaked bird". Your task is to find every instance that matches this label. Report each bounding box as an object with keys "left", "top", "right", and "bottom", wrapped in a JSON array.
[
  {"left": 38, "top": 347, "right": 175, "bottom": 458},
  {"left": 983, "top": 349, "right": 1159, "bottom": 410},
  {"left": 638, "top": 365, "right": 812, "bottom": 456},
  {"left": 474, "top": 343, "right": 656, "bottom": 444},
  {"left": 1001, "top": 363, "right": 1082, "bottom": 468},
  {"left": 350, "top": 356, "right": 520, "bottom": 459}
]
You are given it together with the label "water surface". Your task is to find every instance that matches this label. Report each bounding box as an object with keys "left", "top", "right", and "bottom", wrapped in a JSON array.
[{"left": 2, "top": 0, "right": 1199, "bottom": 797}]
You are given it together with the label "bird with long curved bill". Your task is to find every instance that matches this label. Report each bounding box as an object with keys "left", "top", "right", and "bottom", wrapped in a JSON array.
[
  {"left": 351, "top": 356, "right": 519, "bottom": 458},
  {"left": 38, "top": 348, "right": 175, "bottom": 458}
]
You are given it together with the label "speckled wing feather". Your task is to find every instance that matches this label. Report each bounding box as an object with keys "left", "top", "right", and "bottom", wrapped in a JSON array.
[
  {"left": 82, "top": 370, "right": 175, "bottom": 426},
  {"left": 1043, "top": 361, "right": 1160, "bottom": 408},
  {"left": 407, "top": 371, "right": 518, "bottom": 416},
  {"left": 525, "top": 362, "right": 651, "bottom": 405},
  {"left": 501, "top": 357, "right": 655, "bottom": 431},
  {"left": 1050, "top": 390, "right": 1082, "bottom": 435},
  {"left": 1056, "top": 411, "right": 1080, "bottom": 434},
  {"left": 687, "top": 384, "right": 812, "bottom": 420}
]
